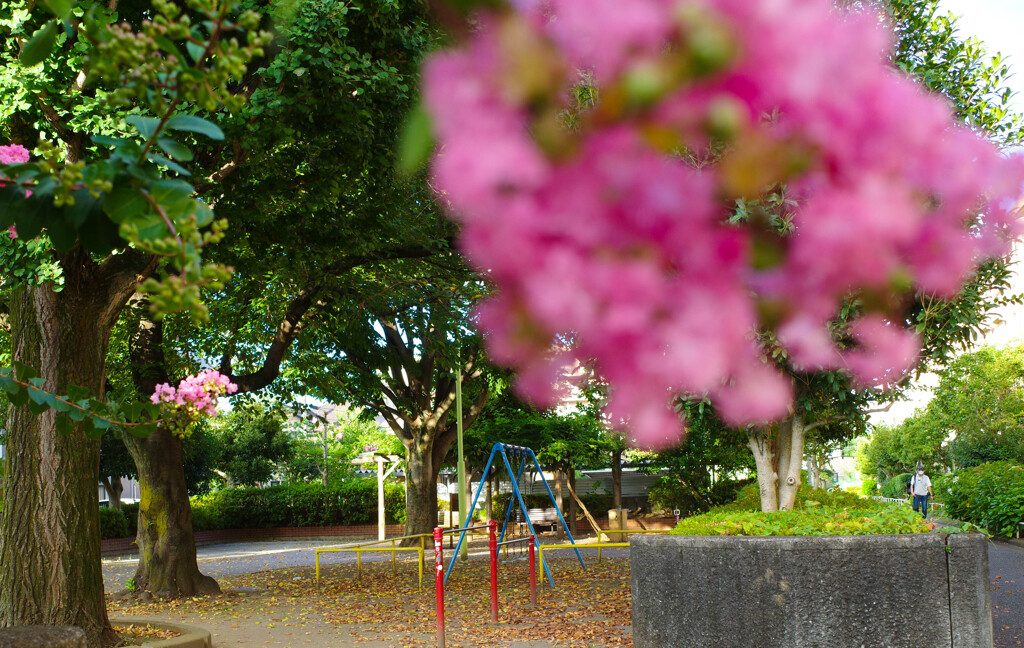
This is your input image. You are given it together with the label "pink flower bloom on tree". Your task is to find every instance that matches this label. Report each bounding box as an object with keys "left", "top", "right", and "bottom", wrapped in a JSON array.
[
  {"left": 0, "top": 144, "right": 28, "bottom": 165},
  {"left": 423, "top": 0, "right": 1024, "bottom": 448},
  {"left": 151, "top": 369, "right": 238, "bottom": 434}
]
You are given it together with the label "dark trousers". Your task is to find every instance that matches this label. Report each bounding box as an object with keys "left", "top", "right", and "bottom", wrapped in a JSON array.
[{"left": 913, "top": 494, "right": 929, "bottom": 518}]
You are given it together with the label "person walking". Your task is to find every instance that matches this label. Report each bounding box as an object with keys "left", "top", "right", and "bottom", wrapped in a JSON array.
[{"left": 910, "top": 465, "right": 933, "bottom": 519}]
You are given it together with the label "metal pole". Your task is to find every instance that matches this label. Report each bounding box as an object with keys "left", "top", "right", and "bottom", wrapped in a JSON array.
[
  {"left": 378, "top": 456, "right": 386, "bottom": 541},
  {"left": 456, "top": 351, "right": 468, "bottom": 561},
  {"left": 489, "top": 520, "right": 498, "bottom": 623},
  {"left": 528, "top": 535, "right": 536, "bottom": 605},
  {"left": 434, "top": 526, "right": 445, "bottom": 648}
]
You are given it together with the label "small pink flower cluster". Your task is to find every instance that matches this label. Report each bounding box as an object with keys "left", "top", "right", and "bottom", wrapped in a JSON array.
[
  {"left": 0, "top": 144, "right": 28, "bottom": 165},
  {"left": 151, "top": 370, "right": 238, "bottom": 427},
  {"left": 0, "top": 144, "right": 29, "bottom": 240},
  {"left": 423, "top": 0, "right": 1024, "bottom": 448}
]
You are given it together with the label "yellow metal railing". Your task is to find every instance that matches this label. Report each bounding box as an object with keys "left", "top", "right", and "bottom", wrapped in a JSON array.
[
  {"left": 315, "top": 534, "right": 428, "bottom": 589},
  {"left": 594, "top": 528, "right": 672, "bottom": 560}
]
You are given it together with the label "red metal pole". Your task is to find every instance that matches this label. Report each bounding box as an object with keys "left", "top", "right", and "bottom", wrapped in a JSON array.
[
  {"left": 528, "top": 534, "right": 536, "bottom": 605},
  {"left": 489, "top": 519, "right": 498, "bottom": 623},
  {"left": 434, "top": 526, "right": 445, "bottom": 648}
]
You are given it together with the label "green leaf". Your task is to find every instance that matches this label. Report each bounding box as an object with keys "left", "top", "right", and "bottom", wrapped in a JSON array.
[
  {"left": 397, "top": 103, "right": 435, "bottom": 174},
  {"left": 68, "top": 408, "right": 87, "bottom": 422},
  {"left": 165, "top": 114, "right": 224, "bottom": 140},
  {"left": 0, "top": 375, "right": 21, "bottom": 395},
  {"left": 125, "top": 115, "right": 162, "bottom": 140},
  {"left": 156, "top": 137, "right": 194, "bottom": 162},
  {"left": 56, "top": 414, "right": 76, "bottom": 435},
  {"left": 66, "top": 385, "right": 91, "bottom": 402},
  {"left": 103, "top": 184, "right": 148, "bottom": 224},
  {"left": 149, "top": 179, "right": 194, "bottom": 211},
  {"left": 52, "top": 398, "right": 72, "bottom": 413},
  {"left": 146, "top": 153, "right": 192, "bottom": 176},
  {"left": 28, "top": 398, "right": 50, "bottom": 415},
  {"left": 128, "top": 422, "right": 157, "bottom": 438},
  {"left": 13, "top": 362, "right": 38, "bottom": 382},
  {"left": 82, "top": 417, "right": 103, "bottom": 440},
  {"left": 20, "top": 21, "right": 59, "bottom": 66},
  {"left": 90, "top": 416, "right": 112, "bottom": 431},
  {"left": 186, "top": 41, "right": 205, "bottom": 64},
  {"left": 43, "top": 0, "right": 73, "bottom": 21},
  {"left": 78, "top": 205, "right": 122, "bottom": 255},
  {"left": 9, "top": 389, "right": 29, "bottom": 407}
]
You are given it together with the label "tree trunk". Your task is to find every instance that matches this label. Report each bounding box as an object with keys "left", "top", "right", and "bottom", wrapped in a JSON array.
[
  {"left": 101, "top": 477, "right": 124, "bottom": 510},
  {"left": 567, "top": 467, "right": 578, "bottom": 536},
  {"left": 122, "top": 428, "right": 219, "bottom": 596},
  {"left": 611, "top": 449, "right": 622, "bottom": 510},
  {"left": 777, "top": 414, "right": 806, "bottom": 511},
  {"left": 125, "top": 305, "right": 218, "bottom": 597},
  {"left": 404, "top": 441, "right": 439, "bottom": 540},
  {"left": 746, "top": 414, "right": 807, "bottom": 513},
  {"left": 0, "top": 276, "right": 127, "bottom": 647}
]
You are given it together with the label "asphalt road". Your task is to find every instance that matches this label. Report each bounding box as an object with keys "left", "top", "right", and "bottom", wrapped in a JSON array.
[
  {"left": 103, "top": 536, "right": 1024, "bottom": 646},
  {"left": 990, "top": 539, "right": 1024, "bottom": 648}
]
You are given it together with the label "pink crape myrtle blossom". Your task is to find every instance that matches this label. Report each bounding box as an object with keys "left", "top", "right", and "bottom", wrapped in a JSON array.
[
  {"left": 1, "top": 144, "right": 32, "bottom": 240},
  {"left": 423, "top": 0, "right": 1024, "bottom": 449},
  {"left": 151, "top": 369, "right": 238, "bottom": 435}
]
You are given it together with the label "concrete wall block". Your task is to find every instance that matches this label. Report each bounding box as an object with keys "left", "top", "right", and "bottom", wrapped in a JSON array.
[
  {"left": 946, "top": 533, "right": 994, "bottom": 648},
  {"left": 631, "top": 534, "right": 991, "bottom": 648}
]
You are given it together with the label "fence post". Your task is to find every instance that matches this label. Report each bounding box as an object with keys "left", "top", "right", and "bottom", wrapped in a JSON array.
[
  {"left": 434, "top": 526, "right": 445, "bottom": 648},
  {"left": 528, "top": 535, "right": 536, "bottom": 605},
  {"left": 489, "top": 519, "right": 498, "bottom": 623}
]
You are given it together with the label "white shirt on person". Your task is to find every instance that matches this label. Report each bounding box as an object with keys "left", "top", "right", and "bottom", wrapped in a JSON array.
[{"left": 911, "top": 474, "right": 931, "bottom": 496}]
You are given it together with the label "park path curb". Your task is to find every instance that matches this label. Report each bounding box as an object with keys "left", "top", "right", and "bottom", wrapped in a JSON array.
[{"left": 112, "top": 618, "right": 211, "bottom": 648}]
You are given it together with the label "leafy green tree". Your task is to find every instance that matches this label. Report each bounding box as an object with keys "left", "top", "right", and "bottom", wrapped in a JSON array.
[
  {"left": 0, "top": 0, "right": 266, "bottom": 639},
  {"left": 214, "top": 402, "right": 293, "bottom": 486},
  {"left": 106, "top": 0, "right": 441, "bottom": 597}
]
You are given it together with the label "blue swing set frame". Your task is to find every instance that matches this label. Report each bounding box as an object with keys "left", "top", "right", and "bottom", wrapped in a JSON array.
[{"left": 443, "top": 442, "right": 585, "bottom": 586}]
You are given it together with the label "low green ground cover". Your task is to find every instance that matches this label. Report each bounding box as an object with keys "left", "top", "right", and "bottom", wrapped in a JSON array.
[{"left": 671, "top": 484, "right": 929, "bottom": 536}]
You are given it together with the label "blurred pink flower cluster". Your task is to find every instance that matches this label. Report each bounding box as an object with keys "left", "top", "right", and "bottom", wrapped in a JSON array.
[
  {"left": 151, "top": 370, "right": 238, "bottom": 432},
  {"left": 0, "top": 144, "right": 29, "bottom": 240},
  {"left": 423, "top": 0, "right": 1024, "bottom": 448}
]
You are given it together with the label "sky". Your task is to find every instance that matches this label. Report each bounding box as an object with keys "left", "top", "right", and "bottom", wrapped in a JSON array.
[{"left": 871, "top": 1, "right": 1024, "bottom": 426}]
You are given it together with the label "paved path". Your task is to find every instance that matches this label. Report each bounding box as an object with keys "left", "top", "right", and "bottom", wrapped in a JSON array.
[{"left": 990, "top": 539, "right": 1024, "bottom": 648}]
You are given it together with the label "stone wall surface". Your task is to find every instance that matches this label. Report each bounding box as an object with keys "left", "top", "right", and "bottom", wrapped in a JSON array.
[{"left": 630, "top": 533, "right": 992, "bottom": 648}]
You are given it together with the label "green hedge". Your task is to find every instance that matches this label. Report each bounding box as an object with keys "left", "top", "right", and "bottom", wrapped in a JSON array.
[
  {"left": 944, "top": 461, "right": 1024, "bottom": 537},
  {"left": 860, "top": 478, "right": 877, "bottom": 496},
  {"left": 121, "top": 502, "right": 139, "bottom": 537},
  {"left": 99, "top": 507, "right": 129, "bottom": 539},
  {"left": 190, "top": 479, "right": 406, "bottom": 531},
  {"left": 880, "top": 473, "right": 913, "bottom": 499}
]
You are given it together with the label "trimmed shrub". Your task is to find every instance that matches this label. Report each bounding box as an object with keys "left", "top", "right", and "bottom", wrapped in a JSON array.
[
  {"left": 189, "top": 479, "right": 406, "bottom": 531},
  {"left": 945, "top": 461, "right": 1024, "bottom": 537},
  {"left": 99, "top": 507, "right": 130, "bottom": 539},
  {"left": 880, "top": 473, "right": 913, "bottom": 499},
  {"left": 860, "top": 478, "right": 877, "bottom": 496},
  {"left": 121, "top": 502, "right": 139, "bottom": 537}
]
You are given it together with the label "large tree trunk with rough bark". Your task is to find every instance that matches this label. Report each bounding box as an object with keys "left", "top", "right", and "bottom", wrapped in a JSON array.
[
  {"left": 125, "top": 306, "right": 218, "bottom": 597},
  {"left": 747, "top": 413, "right": 808, "bottom": 512},
  {"left": 122, "top": 429, "right": 218, "bottom": 596},
  {"left": 0, "top": 250, "right": 152, "bottom": 648},
  {"left": 404, "top": 440, "right": 440, "bottom": 539}
]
